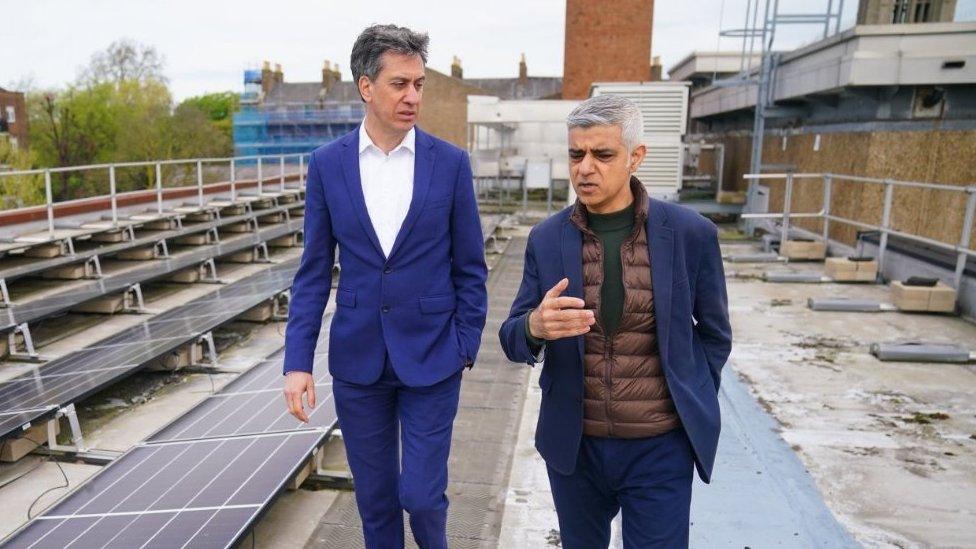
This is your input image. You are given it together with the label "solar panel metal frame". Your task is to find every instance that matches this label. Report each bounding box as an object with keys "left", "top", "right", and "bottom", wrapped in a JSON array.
[
  {"left": 0, "top": 200, "right": 303, "bottom": 285},
  {"left": 0, "top": 258, "right": 301, "bottom": 442},
  {"left": 0, "top": 218, "right": 303, "bottom": 333}
]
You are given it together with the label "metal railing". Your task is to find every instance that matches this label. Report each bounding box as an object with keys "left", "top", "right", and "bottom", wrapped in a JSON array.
[
  {"left": 741, "top": 172, "right": 976, "bottom": 289},
  {"left": 0, "top": 153, "right": 310, "bottom": 238}
]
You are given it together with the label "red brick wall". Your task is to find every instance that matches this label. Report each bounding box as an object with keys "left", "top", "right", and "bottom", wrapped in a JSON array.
[
  {"left": 562, "top": 0, "right": 654, "bottom": 99},
  {"left": 0, "top": 89, "right": 29, "bottom": 150}
]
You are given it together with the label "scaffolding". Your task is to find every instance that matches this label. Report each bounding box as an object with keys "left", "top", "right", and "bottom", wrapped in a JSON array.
[
  {"left": 715, "top": 0, "right": 846, "bottom": 223},
  {"left": 232, "top": 103, "right": 364, "bottom": 158}
]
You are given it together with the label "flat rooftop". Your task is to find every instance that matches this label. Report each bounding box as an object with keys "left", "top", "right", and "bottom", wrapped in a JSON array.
[{"left": 688, "top": 22, "right": 976, "bottom": 119}]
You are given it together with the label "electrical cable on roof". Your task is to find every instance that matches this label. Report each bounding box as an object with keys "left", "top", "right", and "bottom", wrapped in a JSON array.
[
  {"left": 0, "top": 439, "right": 48, "bottom": 489},
  {"left": 12, "top": 432, "right": 71, "bottom": 520}
]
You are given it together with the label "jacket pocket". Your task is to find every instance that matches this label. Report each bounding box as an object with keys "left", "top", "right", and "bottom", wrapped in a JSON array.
[
  {"left": 419, "top": 293, "right": 456, "bottom": 314},
  {"left": 335, "top": 288, "right": 356, "bottom": 307}
]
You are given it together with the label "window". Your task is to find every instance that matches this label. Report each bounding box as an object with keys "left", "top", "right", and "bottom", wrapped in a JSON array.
[
  {"left": 891, "top": 0, "right": 910, "bottom": 23},
  {"left": 914, "top": 0, "right": 932, "bottom": 22},
  {"left": 4, "top": 106, "right": 14, "bottom": 124}
]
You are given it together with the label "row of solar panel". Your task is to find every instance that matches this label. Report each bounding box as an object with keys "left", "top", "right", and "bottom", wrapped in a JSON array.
[
  {"left": 1, "top": 215, "right": 304, "bottom": 332},
  {"left": 3, "top": 322, "right": 336, "bottom": 548},
  {"left": 0, "top": 258, "right": 302, "bottom": 443},
  {"left": 0, "top": 191, "right": 303, "bottom": 286}
]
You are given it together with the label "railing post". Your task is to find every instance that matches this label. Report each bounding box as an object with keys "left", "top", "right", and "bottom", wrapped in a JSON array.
[
  {"left": 953, "top": 187, "right": 976, "bottom": 291},
  {"left": 43, "top": 170, "right": 55, "bottom": 238},
  {"left": 280, "top": 155, "right": 286, "bottom": 191},
  {"left": 257, "top": 157, "right": 263, "bottom": 195},
  {"left": 155, "top": 162, "right": 163, "bottom": 214},
  {"left": 298, "top": 155, "right": 304, "bottom": 189},
  {"left": 197, "top": 160, "right": 204, "bottom": 207},
  {"left": 230, "top": 158, "right": 237, "bottom": 202},
  {"left": 821, "top": 173, "right": 832, "bottom": 243},
  {"left": 781, "top": 172, "right": 794, "bottom": 248},
  {"left": 877, "top": 180, "right": 894, "bottom": 281},
  {"left": 109, "top": 165, "right": 118, "bottom": 226}
]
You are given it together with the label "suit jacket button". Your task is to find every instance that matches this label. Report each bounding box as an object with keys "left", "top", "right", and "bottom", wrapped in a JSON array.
[
  {"left": 382, "top": 306, "right": 390, "bottom": 313},
  {"left": 384, "top": 267, "right": 392, "bottom": 274}
]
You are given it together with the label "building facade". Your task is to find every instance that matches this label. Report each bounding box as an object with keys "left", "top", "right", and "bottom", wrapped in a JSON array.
[
  {"left": 857, "top": 0, "right": 957, "bottom": 24},
  {"left": 0, "top": 87, "right": 29, "bottom": 151},
  {"left": 673, "top": 22, "right": 976, "bottom": 249},
  {"left": 232, "top": 56, "right": 563, "bottom": 156}
]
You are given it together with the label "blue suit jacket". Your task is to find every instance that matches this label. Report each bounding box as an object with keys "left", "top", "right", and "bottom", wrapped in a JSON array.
[
  {"left": 283, "top": 126, "right": 488, "bottom": 387},
  {"left": 498, "top": 196, "right": 732, "bottom": 482}
]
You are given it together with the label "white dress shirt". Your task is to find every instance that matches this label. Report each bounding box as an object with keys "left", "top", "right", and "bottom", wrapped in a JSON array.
[{"left": 358, "top": 123, "right": 416, "bottom": 258}]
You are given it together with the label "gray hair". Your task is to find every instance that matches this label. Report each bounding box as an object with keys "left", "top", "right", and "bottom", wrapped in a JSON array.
[
  {"left": 567, "top": 95, "right": 645, "bottom": 150},
  {"left": 350, "top": 24, "right": 429, "bottom": 99}
]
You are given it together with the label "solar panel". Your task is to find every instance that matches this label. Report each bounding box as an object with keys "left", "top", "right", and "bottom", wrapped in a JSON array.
[
  {"left": 3, "top": 328, "right": 337, "bottom": 548},
  {"left": 0, "top": 200, "right": 303, "bottom": 285},
  {"left": 1, "top": 219, "right": 302, "bottom": 332},
  {"left": 0, "top": 258, "right": 300, "bottom": 442},
  {"left": 2, "top": 430, "right": 323, "bottom": 549},
  {"left": 148, "top": 349, "right": 334, "bottom": 443}
]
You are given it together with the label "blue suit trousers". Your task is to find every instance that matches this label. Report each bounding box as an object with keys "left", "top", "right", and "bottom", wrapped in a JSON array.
[
  {"left": 547, "top": 429, "right": 695, "bottom": 549},
  {"left": 333, "top": 357, "right": 462, "bottom": 549}
]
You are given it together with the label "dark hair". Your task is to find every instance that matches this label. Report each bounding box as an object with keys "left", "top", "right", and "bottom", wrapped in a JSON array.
[{"left": 350, "top": 24, "right": 429, "bottom": 100}]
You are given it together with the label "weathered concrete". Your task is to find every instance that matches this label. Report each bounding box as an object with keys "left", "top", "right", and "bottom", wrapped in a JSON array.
[{"left": 721, "top": 238, "right": 976, "bottom": 548}]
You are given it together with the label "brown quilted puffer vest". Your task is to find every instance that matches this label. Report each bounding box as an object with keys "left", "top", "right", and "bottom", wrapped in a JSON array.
[{"left": 571, "top": 178, "right": 680, "bottom": 438}]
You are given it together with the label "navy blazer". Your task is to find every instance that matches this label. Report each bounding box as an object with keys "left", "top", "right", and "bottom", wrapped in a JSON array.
[
  {"left": 283, "top": 126, "right": 488, "bottom": 387},
  {"left": 498, "top": 195, "right": 732, "bottom": 482}
]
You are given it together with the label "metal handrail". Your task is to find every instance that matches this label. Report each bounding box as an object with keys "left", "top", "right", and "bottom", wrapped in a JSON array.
[
  {"left": 0, "top": 153, "right": 308, "bottom": 178},
  {"left": 1, "top": 153, "right": 310, "bottom": 238},
  {"left": 741, "top": 172, "right": 976, "bottom": 290}
]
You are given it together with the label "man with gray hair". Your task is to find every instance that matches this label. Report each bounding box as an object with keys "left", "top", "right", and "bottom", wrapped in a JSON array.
[
  {"left": 282, "top": 24, "right": 488, "bottom": 549},
  {"left": 499, "top": 94, "right": 732, "bottom": 547}
]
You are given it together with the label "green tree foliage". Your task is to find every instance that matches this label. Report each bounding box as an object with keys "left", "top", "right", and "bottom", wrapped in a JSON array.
[
  {"left": 178, "top": 92, "right": 240, "bottom": 142},
  {"left": 26, "top": 40, "right": 236, "bottom": 201},
  {"left": 0, "top": 139, "right": 43, "bottom": 209}
]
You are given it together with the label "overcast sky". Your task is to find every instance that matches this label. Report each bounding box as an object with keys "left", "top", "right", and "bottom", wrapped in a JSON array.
[{"left": 5, "top": 0, "right": 975, "bottom": 101}]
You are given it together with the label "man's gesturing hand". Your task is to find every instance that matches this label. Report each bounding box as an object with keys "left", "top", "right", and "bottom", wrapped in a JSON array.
[
  {"left": 283, "top": 372, "right": 316, "bottom": 423},
  {"left": 528, "top": 278, "right": 595, "bottom": 340}
]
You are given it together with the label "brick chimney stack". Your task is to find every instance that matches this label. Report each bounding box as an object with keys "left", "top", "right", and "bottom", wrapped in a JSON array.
[
  {"left": 322, "top": 60, "right": 339, "bottom": 91},
  {"left": 518, "top": 53, "right": 528, "bottom": 84},
  {"left": 260, "top": 60, "right": 275, "bottom": 96},
  {"left": 451, "top": 55, "right": 463, "bottom": 79},
  {"left": 650, "top": 56, "right": 662, "bottom": 81}
]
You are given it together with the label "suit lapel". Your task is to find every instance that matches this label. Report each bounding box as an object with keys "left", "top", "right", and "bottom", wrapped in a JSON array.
[
  {"left": 647, "top": 197, "right": 674, "bottom": 362},
  {"left": 561, "top": 219, "right": 585, "bottom": 361},
  {"left": 340, "top": 129, "right": 384, "bottom": 259},
  {"left": 388, "top": 128, "right": 435, "bottom": 262}
]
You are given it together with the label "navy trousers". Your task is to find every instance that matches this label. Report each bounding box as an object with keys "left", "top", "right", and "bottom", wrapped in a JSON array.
[
  {"left": 546, "top": 429, "right": 695, "bottom": 549},
  {"left": 333, "top": 357, "right": 462, "bottom": 549}
]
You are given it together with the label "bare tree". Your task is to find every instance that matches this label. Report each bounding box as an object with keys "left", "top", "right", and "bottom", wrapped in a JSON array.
[
  {"left": 4, "top": 74, "right": 36, "bottom": 93},
  {"left": 79, "top": 38, "right": 167, "bottom": 86}
]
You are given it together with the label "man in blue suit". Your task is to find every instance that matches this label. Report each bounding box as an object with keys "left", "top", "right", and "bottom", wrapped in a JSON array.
[
  {"left": 499, "top": 95, "right": 732, "bottom": 548},
  {"left": 282, "top": 25, "right": 488, "bottom": 549}
]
